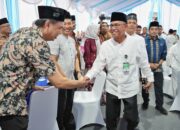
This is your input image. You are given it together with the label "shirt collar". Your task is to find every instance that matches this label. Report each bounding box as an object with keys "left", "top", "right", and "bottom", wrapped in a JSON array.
[
  {"left": 32, "top": 25, "right": 43, "bottom": 38},
  {"left": 147, "top": 35, "right": 159, "bottom": 40},
  {"left": 112, "top": 34, "right": 128, "bottom": 45}
]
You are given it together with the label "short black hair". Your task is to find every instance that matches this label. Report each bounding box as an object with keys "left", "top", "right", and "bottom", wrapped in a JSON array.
[
  {"left": 169, "top": 29, "right": 174, "bottom": 34},
  {"left": 137, "top": 25, "right": 142, "bottom": 28},
  {"left": 159, "top": 25, "right": 162, "bottom": 28}
]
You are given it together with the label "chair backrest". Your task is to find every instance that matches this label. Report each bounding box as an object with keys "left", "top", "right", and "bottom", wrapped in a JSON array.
[
  {"left": 176, "top": 71, "right": 180, "bottom": 93},
  {"left": 162, "top": 62, "right": 172, "bottom": 76},
  {"left": 92, "top": 71, "right": 106, "bottom": 100},
  {"left": 28, "top": 87, "right": 58, "bottom": 130}
]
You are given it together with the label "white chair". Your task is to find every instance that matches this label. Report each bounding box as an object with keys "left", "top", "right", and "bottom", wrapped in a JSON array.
[
  {"left": 170, "top": 71, "right": 180, "bottom": 111},
  {"left": 27, "top": 86, "right": 59, "bottom": 130},
  {"left": 171, "top": 69, "right": 178, "bottom": 96},
  {"left": 163, "top": 76, "right": 174, "bottom": 97},
  {"left": 162, "top": 61, "right": 174, "bottom": 97},
  {"left": 72, "top": 71, "right": 106, "bottom": 130},
  {"left": 162, "top": 62, "right": 172, "bottom": 76}
]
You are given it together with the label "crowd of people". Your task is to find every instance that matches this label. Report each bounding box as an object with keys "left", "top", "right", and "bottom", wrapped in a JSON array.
[{"left": 0, "top": 5, "right": 179, "bottom": 130}]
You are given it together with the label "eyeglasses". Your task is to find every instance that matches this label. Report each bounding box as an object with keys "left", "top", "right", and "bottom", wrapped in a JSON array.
[{"left": 110, "top": 23, "right": 125, "bottom": 28}]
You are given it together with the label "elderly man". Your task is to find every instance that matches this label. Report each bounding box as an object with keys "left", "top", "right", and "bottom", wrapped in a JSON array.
[
  {"left": 0, "top": 6, "right": 89, "bottom": 130},
  {"left": 85, "top": 12, "right": 153, "bottom": 130},
  {"left": 0, "top": 18, "right": 11, "bottom": 52}
]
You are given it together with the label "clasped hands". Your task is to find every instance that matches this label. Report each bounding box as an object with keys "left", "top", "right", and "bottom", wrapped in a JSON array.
[{"left": 78, "top": 76, "right": 94, "bottom": 90}]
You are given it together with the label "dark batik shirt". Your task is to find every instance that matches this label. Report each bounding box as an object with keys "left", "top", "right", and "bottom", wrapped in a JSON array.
[{"left": 0, "top": 25, "right": 55, "bottom": 116}]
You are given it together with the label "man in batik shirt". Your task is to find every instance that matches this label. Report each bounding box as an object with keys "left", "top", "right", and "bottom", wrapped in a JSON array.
[
  {"left": 0, "top": 18, "right": 11, "bottom": 52},
  {"left": 0, "top": 6, "right": 89, "bottom": 130}
]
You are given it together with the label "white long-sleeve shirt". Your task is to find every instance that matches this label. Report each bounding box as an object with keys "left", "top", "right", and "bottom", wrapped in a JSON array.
[
  {"left": 86, "top": 35, "right": 154, "bottom": 99},
  {"left": 166, "top": 34, "right": 177, "bottom": 51},
  {"left": 166, "top": 40, "right": 180, "bottom": 71}
]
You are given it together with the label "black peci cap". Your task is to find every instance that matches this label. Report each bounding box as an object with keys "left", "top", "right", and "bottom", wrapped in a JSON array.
[
  {"left": 0, "top": 18, "right": 9, "bottom": 25},
  {"left": 149, "top": 21, "right": 159, "bottom": 29},
  {"left": 38, "top": 6, "right": 68, "bottom": 21},
  {"left": 111, "top": 12, "right": 127, "bottom": 23},
  {"left": 127, "top": 13, "right": 137, "bottom": 21}
]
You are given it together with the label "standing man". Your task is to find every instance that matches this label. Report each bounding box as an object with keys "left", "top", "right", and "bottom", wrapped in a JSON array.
[
  {"left": 142, "top": 27, "right": 148, "bottom": 38},
  {"left": 0, "top": 6, "right": 89, "bottom": 130},
  {"left": 85, "top": 12, "right": 154, "bottom": 130},
  {"left": 49, "top": 13, "right": 81, "bottom": 130},
  {"left": 158, "top": 25, "right": 167, "bottom": 40},
  {"left": 0, "top": 18, "right": 11, "bottom": 52},
  {"left": 143, "top": 21, "right": 168, "bottom": 115},
  {"left": 136, "top": 25, "right": 142, "bottom": 36},
  {"left": 99, "top": 21, "right": 112, "bottom": 43},
  {"left": 166, "top": 29, "right": 177, "bottom": 51},
  {"left": 126, "top": 13, "right": 143, "bottom": 39},
  {"left": 126, "top": 13, "right": 152, "bottom": 110},
  {"left": 69, "top": 15, "right": 81, "bottom": 77}
]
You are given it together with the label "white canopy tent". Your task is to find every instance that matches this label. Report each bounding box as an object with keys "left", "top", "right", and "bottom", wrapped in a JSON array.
[{"left": 0, "top": 0, "right": 179, "bottom": 33}]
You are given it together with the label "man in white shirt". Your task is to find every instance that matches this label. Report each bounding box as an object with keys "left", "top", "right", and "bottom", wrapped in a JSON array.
[
  {"left": 48, "top": 12, "right": 81, "bottom": 130},
  {"left": 85, "top": 12, "right": 154, "bottom": 130},
  {"left": 158, "top": 25, "right": 167, "bottom": 40},
  {"left": 126, "top": 13, "right": 144, "bottom": 40},
  {"left": 126, "top": 13, "right": 151, "bottom": 110},
  {"left": 166, "top": 29, "right": 177, "bottom": 51},
  {"left": 166, "top": 40, "right": 180, "bottom": 71}
]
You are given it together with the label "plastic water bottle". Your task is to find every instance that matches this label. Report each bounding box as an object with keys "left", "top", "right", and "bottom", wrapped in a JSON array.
[{"left": 35, "top": 77, "right": 48, "bottom": 86}]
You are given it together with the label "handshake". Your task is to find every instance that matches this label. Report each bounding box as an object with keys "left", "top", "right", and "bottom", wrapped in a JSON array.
[{"left": 78, "top": 76, "right": 94, "bottom": 90}]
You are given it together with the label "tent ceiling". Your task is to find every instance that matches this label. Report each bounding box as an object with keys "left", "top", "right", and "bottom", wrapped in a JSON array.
[
  {"left": 73, "top": 0, "right": 180, "bottom": 15},
  {"left": 167, "top": 0, "right": 180, "bottom": 6},
  {"left": 73, "top": 0, "right": 148, "bottom": 14}
]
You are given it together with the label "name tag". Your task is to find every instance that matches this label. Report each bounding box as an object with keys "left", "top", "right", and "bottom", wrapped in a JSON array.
[{"left": 123, "top": 62, "right": 130, "bottom": 73}]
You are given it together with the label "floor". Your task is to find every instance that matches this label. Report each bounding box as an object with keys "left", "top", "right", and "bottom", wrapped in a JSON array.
[{"left": 80, "top": 89, "right": 180, "bottom": 130}]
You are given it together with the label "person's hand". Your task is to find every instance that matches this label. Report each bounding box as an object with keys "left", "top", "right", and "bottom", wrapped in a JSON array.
[
  {"left": 32, "top": 85, "right": 45, "bottom": 91},
  {"left": 78, "top": 76, "right": 90, "bottom": 87},
  {"left": 154, "top": 63, "right": 160, "bottom": 69},
  {"left": 150, "top": 63, "right": 156, "bottom": 70},
  {"left": 143, "top": 82, "right": 153, "bottom": 93}
]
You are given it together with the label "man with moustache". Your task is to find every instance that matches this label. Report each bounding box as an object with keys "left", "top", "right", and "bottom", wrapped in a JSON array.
[
  {"left": 85, "top": 12, "right": 153, "bottom": 130},
  {"left": 0, "top": 6, "right": 89, "bottom": 130}
]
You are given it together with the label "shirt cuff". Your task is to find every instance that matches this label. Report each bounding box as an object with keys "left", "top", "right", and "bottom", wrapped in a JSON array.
[{"left": 85, "top": 72, "right": 93, "bottom": 80}]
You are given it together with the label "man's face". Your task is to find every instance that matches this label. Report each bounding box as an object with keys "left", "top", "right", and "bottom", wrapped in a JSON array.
[
  {"left": 136, "top": 27, "right": 141, "bottom": 35},
  {"left": 149, "top": 26, "right": 158, "bottom": 37},
  {"left": 0, "top": 23, "right": 11, "bottom": 35},
  {"left": 158, "top": 27, "right": 163, "bottom": 35},
  {"left": 72, "top": 20, "right": 76, "bottom": 30},
  {"left": 100, "top": 23, "right": 109, "bottom": 34},
  {"left": 142, "top": 27, "right": 147, "bottom": 34},
  {"left": 110, "top": 21, "right": 126, "bottom": 39},
  {"left": 44, "top": 21, "right": 63, "bottom": 41},
  {"left": 63, "top": 19, "right": 72, "bottom": 35},
  {"left": 127, "top": 19, "right": 137, "bottom": 33}
]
